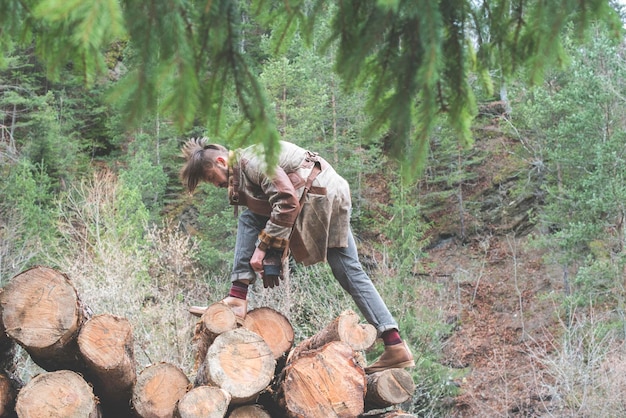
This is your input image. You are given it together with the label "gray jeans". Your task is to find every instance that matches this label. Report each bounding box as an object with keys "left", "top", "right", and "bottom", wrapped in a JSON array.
[{"left": 231, "top": 209, "right": 398, "bottom": 334}]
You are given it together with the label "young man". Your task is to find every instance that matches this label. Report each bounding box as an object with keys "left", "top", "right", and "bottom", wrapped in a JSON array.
[{"left": 180, "top": 137, "right": 414, "bottom": 373}]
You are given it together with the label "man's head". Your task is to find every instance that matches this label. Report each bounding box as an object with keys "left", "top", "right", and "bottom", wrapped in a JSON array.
[{"left": 180, "top": 137, "right": 229, "bottom": 192}]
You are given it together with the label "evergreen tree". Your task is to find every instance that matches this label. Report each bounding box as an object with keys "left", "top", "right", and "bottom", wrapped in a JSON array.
[
  {"left": 0, "top": 159, "right": 58, "bottom": 282},
  {"left": 515, "top": 24, "right": 626, "bottom": 303},
  {"left": 0, "top": 45, "right": 118, "bottom": 186},
  {"left": 1, "top": 0, "right": 620, "bottom": 180}
]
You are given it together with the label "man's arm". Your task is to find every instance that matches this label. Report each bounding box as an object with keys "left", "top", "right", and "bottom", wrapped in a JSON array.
[{"left": 257, "top": 165, "right": 300, "bottom": 249}]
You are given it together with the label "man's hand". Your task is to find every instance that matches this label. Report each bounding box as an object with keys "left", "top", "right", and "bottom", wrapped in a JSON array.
[
  {"left": 250, "top": 247, "right": 266, "bottom": 274},
  {"left": 261, "top": 250, "right": 283, "bottom": 288},
  {"left": 262, "top": 272, "right": 281, "bottom": 288}
]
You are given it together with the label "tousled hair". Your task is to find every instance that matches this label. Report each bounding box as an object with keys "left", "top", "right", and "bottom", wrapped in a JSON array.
[{"left": 180, "top": 137, "right": 228, "bottom": 192}]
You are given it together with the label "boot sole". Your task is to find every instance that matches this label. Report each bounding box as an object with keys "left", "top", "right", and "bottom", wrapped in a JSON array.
[
  {"left": 189, "top": 306, "right": 207, "bottom": 317},
  {"left": 218, "top": 301, "right": 246, "bottom": 325},
  {"left": 189, "top": 304, "right": 246, "bottom": 325},
  {"left": 365, "top": 359, "right": 416, "bottom": 374}
]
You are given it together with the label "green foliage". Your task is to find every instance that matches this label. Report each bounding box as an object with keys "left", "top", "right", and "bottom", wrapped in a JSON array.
[
  {"left": 0, "top": 46, "right": 111, "bottom": 183},
  {"left": 281, "top": 263, "right": 357, "bottom": 340},
  {"left": 1, "top": 160, "right": 56, "bottom": 232},
  {"left": 33, "top": 0, "right": 126, "bottom": 84},
  {"left": 119, "top": 147, "right": 169, "bottom": 219},
  {"left": 4, "top": 0, "right": 620, "bottom": 181},
  {"left": 409, "top": 356, "right": 462, "bottom": 416},
  {"left": 515, "top": 24, "right": 626, "bottom": 303},
  {"left": 55, "top": 171, "right": 150, "bottom": 265},
  {"left": 2, "top": 2, "right": 626, "bottom": 413},
  {"left": 107, "top": 179, "right": 150, "bottom": 253},
  {"left": 382, "top": 180, "right": 430, "bottom": 275},
  {"left": 0, "top": 160, "right": 58, "bottom": 280},
  {"left": 560, "top": 254, "right": 626, "bottom": 308},
  {"left": 193, "top": 185, "right": 238, "bottom": 273},
  {"left": 104, "top": 0, "right": 282, "bottom": 170},
  {"left": 257, "top": 23, "right": 381, "bottom": 208},
  {"left": 371, "top": 274, "right": 460, "bottom": 416},
  {"left": 19, "top": 91, "right": 88, "bottom": 182}
]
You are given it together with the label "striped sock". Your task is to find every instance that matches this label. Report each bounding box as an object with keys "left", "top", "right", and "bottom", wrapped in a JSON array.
[
  {"left": 381, "top": 329, "right": 402, "bottom": 346},
  {"left": 228, "top": 280, "right": 249, "bottom": 300}
]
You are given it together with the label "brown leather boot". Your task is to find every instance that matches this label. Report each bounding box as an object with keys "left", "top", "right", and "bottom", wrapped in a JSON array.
[
  {"left": 189, "top": 297, "right": 248, "bottom": 321},
  {"left": 365, "top": 341, "right": 415, "bottom": 374},
  {"left": 189, "top": 305, "right": 207, "bottom": 317},
  {"left": 219, "top": 296, "right": 248, "bottom": 322}
]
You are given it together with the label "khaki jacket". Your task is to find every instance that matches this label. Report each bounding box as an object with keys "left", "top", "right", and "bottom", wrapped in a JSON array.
[{"left": 228, "top": 141, "right": 351, "bottom": 265}]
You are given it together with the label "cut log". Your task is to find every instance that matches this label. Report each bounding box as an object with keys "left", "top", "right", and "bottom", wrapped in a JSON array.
[
  {"left": 242, "top": 307, "right": 294, "bottom": 360},
  {"left": 77, "top": 314, "right": 136, "bottom": 410},
  {"left": 365, "top": 368, "right": 415, "bottom": 408},
  {"left": 278, "top": 341, "right": 366, "bottom": 418},
  {"left": 132, "top": 362, "right": 190, "bottom": 418},
  {"left": 174, "top": 386, "right": 231, "bottom": 418},
  {"left": 15, "top": 370, "right": 101, "bottom": 418},
  {"left": 288, "top": 310, "right": 376, "bottom": 362},
  {"left": 196, "top": 328, "right": 275, "bottom": 404},
  {"left": 192, "top": 302, "right": 238, "bottom": 372},
  {"left": 0, "top": 371, "right": 19, "bottom": 418},
  {"left": 0, "top": 294, "right": 16, "bottom": 375},
  {"left": 360, "top": 411, "right": 416, "bottom": 418},
  {"left": 0, "top": 266, "right": 90, "bottom": 372},
  {"left": 228, "top": 404, "right": 271, "bottom": 418}
]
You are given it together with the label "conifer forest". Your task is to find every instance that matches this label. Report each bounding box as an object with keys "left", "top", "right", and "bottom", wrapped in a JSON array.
[{"left": 2, "top": 1, "right": 626, "bottom": 416}]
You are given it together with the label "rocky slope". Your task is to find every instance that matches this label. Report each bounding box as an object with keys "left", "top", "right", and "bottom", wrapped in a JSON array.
[{"left": 413, "top": 114, "right": 564, "bottom": 416}]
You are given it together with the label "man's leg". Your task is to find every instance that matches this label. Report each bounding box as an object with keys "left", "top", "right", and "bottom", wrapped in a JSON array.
[
  {"left": 326, "top": 229, "right": 397, "bottom": 331},
  {"left": 190, "top": 209, "right": 267, "bottom": 318},
  {"left": 222, "top": 209, "right": 269, "bottom": 320},
  {"left": 326, "top": 229, "right": 414, "bottom": 373},
  {"left": 231, "top": 209, "right": 268, "bottom": 283}
]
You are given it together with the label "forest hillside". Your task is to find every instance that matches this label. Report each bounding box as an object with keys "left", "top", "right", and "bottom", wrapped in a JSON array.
[{"left": 2, "top": 2, "right": 626, "bottom": 417}]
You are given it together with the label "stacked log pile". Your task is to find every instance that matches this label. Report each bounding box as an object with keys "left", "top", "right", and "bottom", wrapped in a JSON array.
[{"left": 0, "top": 266, "right": 416, "bottom": 417}]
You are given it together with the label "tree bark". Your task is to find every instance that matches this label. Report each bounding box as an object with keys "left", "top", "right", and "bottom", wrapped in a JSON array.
[
  {"left": 77, "top": 314, "right": 136, "bottom": 411},
  {"left": 288, "top": 310, "right": 376, "bottom": 362},
  {"left": 0, "top": 372, "right": 19, "bottom": 418},
  {"left": 242, "top": 307, "right": 294, "bottom": 360},
  {"left": 360, "top": 412, "right": 416, "bottom": 418},
  {"left": 0, "top": 266, "right": 90, "bottom": 372},
  {"left": 192, "top": 302, "right": 238, "bottom": 372},
  {"left": 174, "top": 386, "right": 231, "bottom": 418},
  {"left": 228, "top": 404, "right": 272, "bottom": 418},
  {"left": 132, "top": 362, "right": 190, "bottom": 418},
  {"left": 0, "top": 295, "right": 16, "bottom": 375},
  {"left": 278, "top": 341, "right": 366, "bottom": 418},
  {"left": 15, "top": 370, "right": 101, "bottom": 418},
  {"left": 365, "top": 369, "right": 415, "bottom": 408},
  {"left": 195, "top": 328, "right": 275, "bottom": 404}
]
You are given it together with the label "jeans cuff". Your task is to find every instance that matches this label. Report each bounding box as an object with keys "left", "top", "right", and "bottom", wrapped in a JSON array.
[
  {"left": 377, "top": 324, "right": 399, "bottom": 336},
  {"left": 231, "top": 272, "right": 257, "bottom": 284}
]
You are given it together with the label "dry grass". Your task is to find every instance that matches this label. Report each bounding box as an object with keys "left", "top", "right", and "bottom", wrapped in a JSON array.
[
  {"left": 0, "top": 211, "right": 39, "bottom": 286},
  {"left": 527, "top": 310, "right": 626, "bottom": 417},
  {"left": 246, "top": 262, "right": 359, "bottom": 342},
  {"left": 59, "top": 223, "right": 217, "bottom": 379},
  {"left": 14, "top": 171, "right": 359, "bottom": 383},
  {"left": 34, "top": 172, "right": 221, "bottom": 381}
]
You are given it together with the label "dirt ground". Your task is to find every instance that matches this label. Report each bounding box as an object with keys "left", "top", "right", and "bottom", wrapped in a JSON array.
[{"left": 422, "top": 234, "right": 563, "bottom": 417}]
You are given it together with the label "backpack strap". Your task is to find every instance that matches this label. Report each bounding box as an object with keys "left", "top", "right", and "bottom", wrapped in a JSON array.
[
  {"left": 229, "top": 161, "right": 241, "bottom": 217},
  {"left": 282, "top": 158, "right": 322, "bottom": 260},
  {"left": 230, "top": 151, "right": 323, "bottom": 220}
]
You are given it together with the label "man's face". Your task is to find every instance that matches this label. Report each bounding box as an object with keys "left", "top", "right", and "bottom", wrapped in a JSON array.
[{"left": 203, "top": 162, "right": 228, "bottom": 188}]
